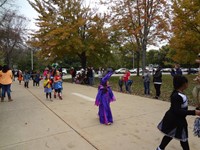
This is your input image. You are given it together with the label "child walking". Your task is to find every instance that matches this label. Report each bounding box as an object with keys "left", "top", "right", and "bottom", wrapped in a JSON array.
[
  {"left": 24, "top": 71, "right": 30, "bottom": 88},
  {"left": 43, "top": 74, "right": 53, "bottom": 101},
  {"left": 53, "top": 71, "right": 63, "bottom": 100},
  {"left": 95, "top": 71, "right": 116, "bottom": 125},
  {"left": 156, "top": 75, "right": 200, "bottom": 150}
]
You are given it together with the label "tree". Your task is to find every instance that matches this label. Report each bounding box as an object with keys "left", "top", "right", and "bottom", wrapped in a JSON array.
[
  {"left": 169, "top": 0, "right": 200, "bottom": 65},
  {"left": 28, "top": 0, "right": 112, "bottom": 69},
  {"left": 101, "top": 0, "right": 171, "bottom": 75},
  {"left": 0, "top": 10, "right": 28, "bottom": 67}
]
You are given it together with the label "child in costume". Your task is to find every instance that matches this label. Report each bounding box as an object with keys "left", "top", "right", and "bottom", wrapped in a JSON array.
[
  {"left": 95, "top": 71, "right": 116, "bottom": 125},
  {"left": 18, "top": 71, "right": 23, "bottom": 85},
  {"left": 53, "top": 71, "right": 63, "bottom": 100},
  {"left": 156, "top": 75, "right": 200, "bottom": 150},
  {"left": 43, "top": 74, "right": 53, "bottom": 101}
]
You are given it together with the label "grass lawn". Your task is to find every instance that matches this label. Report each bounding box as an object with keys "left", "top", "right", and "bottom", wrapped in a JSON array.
[{"left": 65, "top": 74, "right": 199, "bottom": 106}]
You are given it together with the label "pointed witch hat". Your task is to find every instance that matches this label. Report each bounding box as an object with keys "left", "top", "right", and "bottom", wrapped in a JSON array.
[{"left": 101, "top": 71, "right": 114, "bottom": 85}]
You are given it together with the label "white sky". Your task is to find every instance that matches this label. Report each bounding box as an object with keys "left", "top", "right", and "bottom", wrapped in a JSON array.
[{"left": 15, "top": 0, "right": 161, "bottom": 50}]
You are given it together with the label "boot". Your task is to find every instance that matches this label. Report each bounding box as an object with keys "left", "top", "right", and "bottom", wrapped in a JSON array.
[
  {"left": 1, "top": 97, "right": 4, "bottom": 102},
  {"left": 8, "top": 96, "right": 13, "bottom": 102}
]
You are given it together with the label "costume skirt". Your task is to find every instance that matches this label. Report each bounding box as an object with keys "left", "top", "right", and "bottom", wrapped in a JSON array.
[{"left": 157, "top": 111, "right": 188, "bottom": 142}]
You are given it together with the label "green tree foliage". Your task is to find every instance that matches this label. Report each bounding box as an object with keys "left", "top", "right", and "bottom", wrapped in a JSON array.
[
  {"left": 170, "top": 0, "right": 200, "bottom": 65},
  {"left": 101, "top": 0, "right": 171, "bottom": 74},
  {"left": 146, "top": 45, "right": 174, "bottom": 67},
  {"left": 28, "top": 0, "right": 112, "bottom": 69}
]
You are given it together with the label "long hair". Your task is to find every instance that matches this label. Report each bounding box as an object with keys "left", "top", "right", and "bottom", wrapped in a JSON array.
[{"left": 2, "top": 65, "right": 9, "bottom": 73}]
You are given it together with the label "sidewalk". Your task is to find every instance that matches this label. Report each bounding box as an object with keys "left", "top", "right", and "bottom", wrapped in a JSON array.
[{"left": 0, "top": 81, "right": 199, "bottom": 150}]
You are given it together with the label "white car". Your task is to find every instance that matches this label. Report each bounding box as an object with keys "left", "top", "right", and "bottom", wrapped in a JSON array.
[
  {"left": 115, "top": 68, "right": 128, "bottom": 74},
  {"left": 129, "top": 68, "right": 142, "bottom": 74}
]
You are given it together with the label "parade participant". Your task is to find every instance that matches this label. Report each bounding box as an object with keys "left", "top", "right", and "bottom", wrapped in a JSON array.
[
  {"left": 0, "top": 65, "right": 13, "bottom": 102},
  {"left": 156, "top": 75, "right": 200, "bottom": 150},
  {"left": 43, "top": 74, "right": 53, "bottom": 101},
  {"left": 18, "top": 70, "right": 23, "bottom": 85},
  {"left": 35, "top": 71, "right": 41, "bottom": 87},
  {"left": 53, "top": 71, "right": 63, "bottom": 100},
  {"left": 23, "top": 71, "right": 30, "bottom": 88},
  {"left": 95, "top": 71, "right": 116, "bottom": 125}
]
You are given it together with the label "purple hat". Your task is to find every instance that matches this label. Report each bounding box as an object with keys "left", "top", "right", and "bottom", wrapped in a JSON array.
[{"left": 101, "top": 71, "right": 113, "bottom": 85}]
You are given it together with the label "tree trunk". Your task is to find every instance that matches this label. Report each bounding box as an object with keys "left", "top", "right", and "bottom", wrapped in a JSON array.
[
  {"left": 136, "top": 51, "right": 140, "bottom": 76},
  {"left": 142, "top": 39, "right": 147, "bottom": 75},
  {"left": 78, "top": 51, "right": 87, "bottom": 69}
]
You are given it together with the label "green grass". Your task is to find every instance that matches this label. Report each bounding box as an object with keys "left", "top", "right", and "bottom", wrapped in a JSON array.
[{"left": 64, "top": 74, "right": 198, "bottom": 106}]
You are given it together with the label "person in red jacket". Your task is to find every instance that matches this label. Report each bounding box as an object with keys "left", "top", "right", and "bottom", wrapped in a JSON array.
[{"left": 123, "top": 69, "right": 131, "bottom": 93}]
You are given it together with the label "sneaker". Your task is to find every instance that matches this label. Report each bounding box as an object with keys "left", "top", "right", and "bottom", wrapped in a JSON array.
[{"left": 156, "top": 147, "right": 163, "bottom": 150}]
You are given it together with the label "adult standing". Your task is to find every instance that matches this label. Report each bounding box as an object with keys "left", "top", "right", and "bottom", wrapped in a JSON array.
[
  {"left": 171, "top": 64, "right": 182, "bottom": 77},
  {"left": 98, "top": 67, "right": 103, "bottom": 83},
  {"left": 123, "top": 69, "right": 131, "bottom": 93},
  {"left": 70, "top": 67, "right": 76, "bottom": 83},
  {"left": 153, "top": 66, "right": 162, "bottom": 99},
  {"left": 88, "top": 67, "right": 93, "bottom": 86},
  {"left": 143, "top": 69, "right": 151, "bottom": 96},
  {"left": 0, "top": 65, "right": 13, "bottom": 102}
]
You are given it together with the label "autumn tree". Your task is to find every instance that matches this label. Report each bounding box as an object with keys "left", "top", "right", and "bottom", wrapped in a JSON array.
[
  {"left": 28, "top": 0, "right": 112, "bottom": 69},
  {"left": 169, "top": 0, "right": 200, "bottom": 65},
  {"left": 101, "top": 0, "right": 171, "bottom": 75},
  {"left": 0, "top": 11, "right": 28, "bottom": 67}
]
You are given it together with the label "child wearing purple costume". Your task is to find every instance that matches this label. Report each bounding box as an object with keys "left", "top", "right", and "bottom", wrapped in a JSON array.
[{"left": 95, "top": 72, "right": 116, "bottom": 125}]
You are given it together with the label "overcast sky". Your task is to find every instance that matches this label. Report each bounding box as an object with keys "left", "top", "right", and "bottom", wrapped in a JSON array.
[{"left": 15, "top": 0, "right": 161, "bottom": 50}]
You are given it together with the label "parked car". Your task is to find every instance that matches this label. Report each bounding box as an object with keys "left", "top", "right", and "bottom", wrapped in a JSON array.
[
  {"left": 188, "top": 68, "right": 198, "bottom": 74},
  {"left": 162, "top": 68, "right": 171, "bottom": 72},
  {"left": 181, "top": 68, "right": 188, "bottom": 72},
  {"left": 129, "top": 68, "right": 142, "bottom": 74},
  {"left": 115, "top": 68, "right": 128, "bottom": 74}
]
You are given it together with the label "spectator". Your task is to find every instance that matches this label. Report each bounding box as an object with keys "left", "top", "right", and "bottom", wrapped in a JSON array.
[
  {"left": 153, "top": 66, "right": 162, "bottom": 99},
  {"left": 70, "top": 67, "right": 76, "bottom": 83},
  {"left": 98, "top": 67, "right": 103, "bottom": 82},
  {"left": 193, "top": 71, "right": 200, "bottom": 110},
  {"left": 143, "top": 69, "right": 151, "bottom": 96},
  {"left": 0, "top": 65, "right": 13, "bottom": 102},
  {"left": 88, "top": 67, "right": 93, "bottom": 86},
  {"left": 171, "top": 64, "right": 182, "bottom": 77},
  {"left": 118, "top": 76, "right": 123, "bottom": 92},
  {"left": 123, "top": 69, "right": 131, "bottom": 93}
]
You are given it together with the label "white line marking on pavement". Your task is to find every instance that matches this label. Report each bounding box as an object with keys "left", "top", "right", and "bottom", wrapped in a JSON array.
[{"left": 72, "top": 93, "right": 95, "bottom": 102}]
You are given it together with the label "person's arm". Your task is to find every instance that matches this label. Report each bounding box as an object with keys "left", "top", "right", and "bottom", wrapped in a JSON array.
[{"left": 171, "top": 95, "right": 195, "bottom": 117}]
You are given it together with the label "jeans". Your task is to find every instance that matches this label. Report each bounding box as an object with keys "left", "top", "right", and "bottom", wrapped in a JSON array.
[
  {"left": 1, "top": 84, "right": 11, "bottom": 98},
  {"left": 144, "top": 82, "right": 150, "bottom": 95}
]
